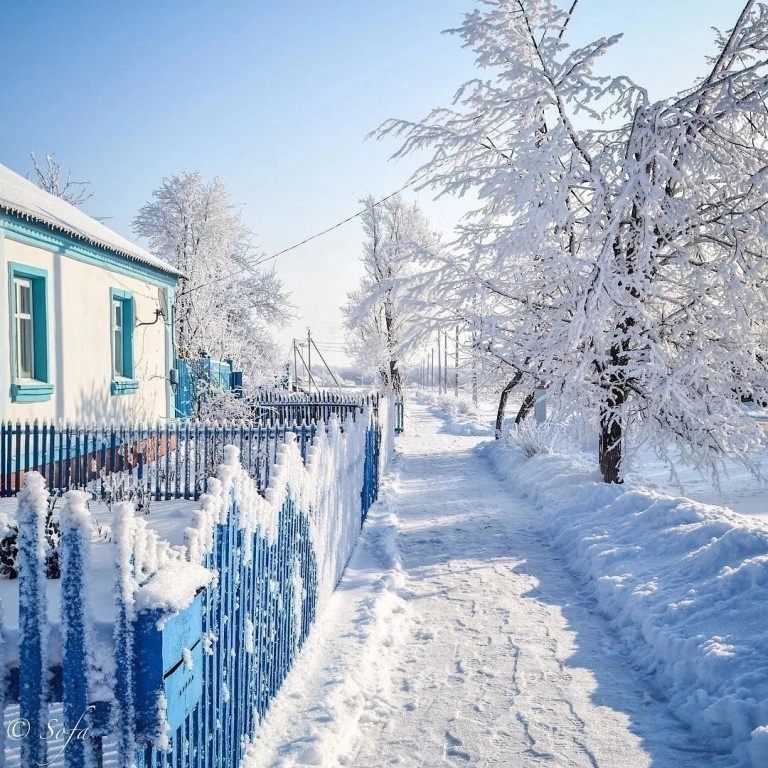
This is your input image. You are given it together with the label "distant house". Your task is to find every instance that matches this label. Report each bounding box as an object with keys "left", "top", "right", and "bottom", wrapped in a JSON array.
[{"left": 0, "top": 162, "right": 183, "bottom": 423}]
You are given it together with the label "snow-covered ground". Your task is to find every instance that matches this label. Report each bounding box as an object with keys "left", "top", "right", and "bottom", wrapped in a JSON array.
[
  {"left": 417, "top": 392, "right": 492, "bottom": 436},
  {"left": 245, "top": 401, "right": 724, "bottom": 767},
  {"left": 626, "top": 446, "right": 768, "bottom": 521}
]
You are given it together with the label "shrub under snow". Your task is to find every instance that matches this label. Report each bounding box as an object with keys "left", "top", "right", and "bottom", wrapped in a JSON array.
[{"left": 505, "top": 418, "right": 570, "bottom": 458}]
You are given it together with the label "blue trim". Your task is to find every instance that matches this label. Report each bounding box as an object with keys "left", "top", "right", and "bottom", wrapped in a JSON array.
[
  {"left": 10, "top": 382, "right": 54, "bottom": 403},
  {"left": 110, "top": 288, "right": 136, "bottom": 394},
  {"left": 110, "top": 379, "right": 140, "bottom": 396},
  {"left": 8, "top": 262, "right": 52, "bottom": 402},
  {"left": 0, "top": 215, "right": 178, "bottom": 288}
]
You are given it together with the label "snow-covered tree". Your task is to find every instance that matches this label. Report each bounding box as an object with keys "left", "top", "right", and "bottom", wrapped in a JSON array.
[
  {"left": 29, "top": 152, "right": 93, "bottom": 206},
  {"left": 133, "top": 172, "right": 291, "bottom": 410},
  {"left": 377, "top": 0, "right": 768, "bottom": 482},
  {"left": 343, "top": 193, "right": 437, "bottom": 393}
]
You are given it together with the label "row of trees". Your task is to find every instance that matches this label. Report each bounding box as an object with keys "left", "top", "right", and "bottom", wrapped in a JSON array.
[{"left": 345, "top": 0, "right": 768, "bottom": 484}]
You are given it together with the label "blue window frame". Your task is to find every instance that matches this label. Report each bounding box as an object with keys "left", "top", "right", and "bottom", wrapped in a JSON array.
[
  {"left": 110, "top": 288, "right": 139, "bottom": 395},
  {"left": 8, "top": 263, "right": 53, "bottom": 403}
]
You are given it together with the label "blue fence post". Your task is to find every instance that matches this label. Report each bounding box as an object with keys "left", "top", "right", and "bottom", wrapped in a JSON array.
[
  {"left": 60, "top": 490, "right": 102, "bottom": 768},
  {"left": 0, "top": 587, "right": 4, "bottom": 765},
  {"left": 14, "top": 422, "right": 21, "bottom": 494},
  {"left": 112, "top": 503, "right": 137, "bottom": 766},
  {"left": 17, "top": 471, "right": 50, "bottom": 768}
]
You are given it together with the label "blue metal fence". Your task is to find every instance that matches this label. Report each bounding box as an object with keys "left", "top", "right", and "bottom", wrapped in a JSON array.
[
  {"left": 4, "top": 402, "right": 384, "bottom": 767},
  {"left": 0, "top": 394, "right": 379, "bottom": 501}
]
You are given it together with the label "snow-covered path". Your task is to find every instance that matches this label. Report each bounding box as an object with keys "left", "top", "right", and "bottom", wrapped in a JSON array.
[{"left": 245, "top": 403, "right": 720, "bottom": 768}]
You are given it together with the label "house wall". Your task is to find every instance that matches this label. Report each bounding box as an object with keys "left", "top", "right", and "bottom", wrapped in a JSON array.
[{"left": 0, "top": 220, "right": 177, "bottom": 424}]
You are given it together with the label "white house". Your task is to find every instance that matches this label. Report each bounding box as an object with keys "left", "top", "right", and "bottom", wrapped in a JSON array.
[{"left": 0, "top": 162, "right": 183, "bottom": 423}]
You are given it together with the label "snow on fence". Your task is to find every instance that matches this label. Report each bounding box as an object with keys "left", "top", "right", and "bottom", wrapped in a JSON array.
[
  {"left": 0, "top": 393, "right": 395, "bottom": 503},
  {"left": 1, "top": 397, "right": 390, "bottom": 767}
]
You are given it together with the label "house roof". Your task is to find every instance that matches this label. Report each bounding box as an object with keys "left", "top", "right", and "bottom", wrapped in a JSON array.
[{"left": 0, "top": 162, "right": 184, "bottom": 280}]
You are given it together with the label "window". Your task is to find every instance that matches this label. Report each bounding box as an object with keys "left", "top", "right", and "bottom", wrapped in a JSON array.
[
  {"left": 8, "top": 263, "right": 52, "bottom": 403},
  {"left": 112, "top": 298, "right": 125, "bottom": 377},
  {"left": 14, "top": 278, "right": 34, "bottom": 379},
  {"left": 110, "top": 289, "right": 138, "bottom": 395}
]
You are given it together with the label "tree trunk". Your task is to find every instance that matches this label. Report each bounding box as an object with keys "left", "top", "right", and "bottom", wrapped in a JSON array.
[
  {"left": 379, "top": 366, "right": 390, "bottom": 391},
  {"left": 389, "top": 359, "right": 402, "bottom": 395},
  {"left": 598, "top": 381, "right": 625, "bottom": 484},
  {"left": 495, "top": 372, "right": 523, "bottom": 439},
  {"left": 515, "top": 391, "right": 535, "bottom": 424}
]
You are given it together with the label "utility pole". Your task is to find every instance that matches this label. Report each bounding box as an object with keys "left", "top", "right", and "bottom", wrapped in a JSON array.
[
  {"left": 443, "top": 330, "right": 448, "bottom": 394},
  {"left": 307, "top": 328, "right": 312, "bottom": 393},
  {"left": 437, "top": 333, "right": 442, "bottom": 395},
  {"left": 293, "top": 340, "right": 298, "bottom": 392},
  {"left": 454, "top": 325, "right": 459, "bottom": 398},
  {"left": 295, "top": 344, "right": 317, "bottom": 393},
  {"left": 309, "top": 336, "right": 342, "bottom": 390}
]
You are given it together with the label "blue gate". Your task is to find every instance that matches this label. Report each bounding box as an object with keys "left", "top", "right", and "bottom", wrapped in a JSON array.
[{"left": 175, "top": 358, "right": 235, "bottom": 418}]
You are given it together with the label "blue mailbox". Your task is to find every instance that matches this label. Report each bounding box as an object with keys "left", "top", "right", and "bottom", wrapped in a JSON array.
[{"left": 134, "top": 591, "right": 204, "bottom": 737}]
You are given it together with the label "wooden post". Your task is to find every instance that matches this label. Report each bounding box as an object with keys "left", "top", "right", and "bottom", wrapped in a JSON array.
[
  {"left": 307, "top": 329, "right": 312, "bottom": 393},
  {"left": 431, "top": 349, "right": 434, "bottom": 389},
  {"left": 61, "top": 490, "right": 100, "bottom": 767},
  {"left": 293, "top": 340, "right": 298, "bottom": 392},
  {"left": 113, "top": 504, "right": 136, "bottom": 765},
  {"left": 17, "top": 472, "right": 49, "bottom": 768}
]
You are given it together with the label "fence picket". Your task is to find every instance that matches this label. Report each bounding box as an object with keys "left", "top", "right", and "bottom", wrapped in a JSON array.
[
  {"left": 17, "top": 473, "right": 49, "bottom": 767},
  {"left": 60, "top": 491, "right": 101, "bottom": 768}
]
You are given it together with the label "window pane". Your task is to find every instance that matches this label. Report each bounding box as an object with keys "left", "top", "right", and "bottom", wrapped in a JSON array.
[
  {"left": 16, "top": 280, "right": 32, "bottom": 316},
  {"left": 18, "top": 317, "right": 33, "bottom": 378},
  {"left": 114, "top": 328, "right": 124, "bottom": 377},
  {"left": 114, "top": 301, "right": 122, "bottom": 330}
]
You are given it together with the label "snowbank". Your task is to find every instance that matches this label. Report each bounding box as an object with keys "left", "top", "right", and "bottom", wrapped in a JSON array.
[
  {"left": 243, "top": 456, "right": 410, "bottom": 768},
  {"left": 484, "top": 440, "right": 768, "bottom": 767}
]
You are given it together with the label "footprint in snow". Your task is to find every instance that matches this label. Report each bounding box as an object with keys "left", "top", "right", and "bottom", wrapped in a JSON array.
[{"left": 444, "top": 731, "right": 471, "bottom": 762}]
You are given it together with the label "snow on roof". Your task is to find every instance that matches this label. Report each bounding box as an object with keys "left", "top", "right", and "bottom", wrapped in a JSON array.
[{"left": 0, "top": 162, "right": 183, "bottom": 279}]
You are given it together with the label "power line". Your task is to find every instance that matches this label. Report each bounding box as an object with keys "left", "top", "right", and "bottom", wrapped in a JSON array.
[
  {"left": 174, "top": 110, "right": 520, "bottom": 302},
  {"left": 175, "top": 164, "right": 442, "bottom": 300}
]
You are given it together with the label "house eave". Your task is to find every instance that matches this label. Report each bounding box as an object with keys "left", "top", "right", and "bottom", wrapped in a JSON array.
[{"left": 0, "top": 201, "right": 185, "bottom": 281}]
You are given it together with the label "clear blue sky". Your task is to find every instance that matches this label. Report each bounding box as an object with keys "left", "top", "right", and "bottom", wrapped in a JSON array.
[{"left": 0, "top": 0, "right": 740, "bottom": 365}]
